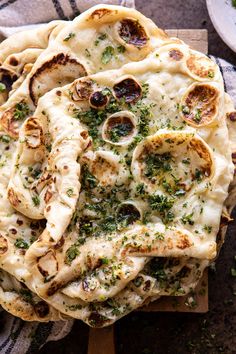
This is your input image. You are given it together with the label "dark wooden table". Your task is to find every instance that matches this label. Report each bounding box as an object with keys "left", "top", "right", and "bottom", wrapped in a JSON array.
[{"left": 41, "top": 1, "right": 236, "bottom": 353}]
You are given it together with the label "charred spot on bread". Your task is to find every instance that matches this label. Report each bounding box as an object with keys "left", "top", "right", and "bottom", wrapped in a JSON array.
[
  {"left": 227, "top": 111, "right": 236, "bottom": 122},
  {"left": 8, "top": 56, "right": 19, "bottom": 67},
  {"left": 117, "top": 202, "right": 141, "bottom": 225},
  {"left": 24, "top": 117, "right": 44, "bottom": 149},
  {"left": 89, "top": 8, "right": 113, "bottom": 20},
  {"left": 186, "top": 54, "right": 216, "bottom": 79},
  {"left": 8, "top": 187, "right": 21, "bottom": 207},
  {"left": 102, "top": 111, "right": 137, "bottom": 145},
  {"left": 74, "top": 79, "right": 93, "bottom": 101},
  {"left": 113, "top": 77, "right": 142, "bottom": 103},
  {"left": 88, "top": 312, "right": 110, "bottom": 327},
  {"left": 118, "top": 19, "right": 148, "bottom": 47},
  {"left": 181, "top": 83, "right": 219, "bottom": 127},
  {"left": 29, "top": 53, "right": 87, "bottom": 105},
  {"left": 89, "top": 91, "right": 109, "bottom": 109},
  {"left": 0, "top": 234, "right": 8, "bottom": 255},
  {"left": 169, "top": 49, "right": 184, "bottom": 61},
  {"left": 34, "top": 301, "right": 50, "bottom": 318},
  {"left": 0, "top": 67, "right": 18, "bottom": 91}
]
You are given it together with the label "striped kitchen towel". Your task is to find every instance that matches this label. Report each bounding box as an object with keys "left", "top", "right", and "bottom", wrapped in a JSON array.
[
  {"left": 0, "top": 0, "right": 135, "bottom": 39},
  {"left": 211, "top": 56, "right": 236, "bottom": 105}
]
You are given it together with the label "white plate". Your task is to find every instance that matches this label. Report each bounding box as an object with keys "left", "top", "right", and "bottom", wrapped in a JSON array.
[{"left": 206, "top": 0, "right": 236, "bottom": 53}]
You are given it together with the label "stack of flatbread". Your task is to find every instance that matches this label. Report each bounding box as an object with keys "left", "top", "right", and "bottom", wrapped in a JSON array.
[{"left": 0, "top": 4, "right": 235, "bottom": 327}]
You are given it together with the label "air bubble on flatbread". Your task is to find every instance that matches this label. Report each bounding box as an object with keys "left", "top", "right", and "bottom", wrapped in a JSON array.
[
  {"left": 81, "top": 150, "right": 129, "bottom": 187},
  {"left": 102, "top": 111, "right": 137, "bottom": 145},
  {"left": 186, "top": 51, "right": 218, "bottom": 81},
  {"left": 131, "top": 131, "right": 214, "bottom": 194},
  {"left": 73, "top": 78, "right": 94, "bottom": 101},
  {"left": 113, "top": 76, "right": 142, "bottom": 103},
  {"left": 29, "top": 53, "right": 87, "bottom": 105},
  {"left": 180, "top": 83, "right": 221, "bottom": 127}
]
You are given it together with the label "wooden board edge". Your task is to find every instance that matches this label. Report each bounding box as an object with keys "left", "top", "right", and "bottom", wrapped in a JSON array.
[
  {"left": 88, "top": 325, "right": 115, "bottom": 354},
  {"left": 166, "top": 29, "right": 208, "bottom": 54}
]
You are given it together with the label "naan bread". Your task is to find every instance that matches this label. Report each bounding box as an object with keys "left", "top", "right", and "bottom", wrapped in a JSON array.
[
  {"left": 0, "top": 5, "right": 235, "bottom": 326},
  {"left": 0, "top": 269, "right": 61, "bottom": 321},
  {"left": 5, "top": 39, "right": 234, "bottom": 325},
  {"left": 0, "top": 130, "right": 65, "bottom": 321},
  {"left": 0, "top": 21, "right": 65, "bottom": 106},
  {"left": 0, "top": 4, "right": 172, "bottom": 322},
  {"left": 0, "top": 4, "right": 172, "bottom": 139}
]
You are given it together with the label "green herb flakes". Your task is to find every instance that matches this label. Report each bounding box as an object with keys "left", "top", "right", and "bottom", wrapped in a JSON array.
[
  {"left": 0, "top": 135, "right": 11, "bottom": 143},
  {"left": 66, "top": 188, "right": 74, "bottom": 197},
  {"left": 181, "top": 212, "right": 194, "bottom": 226},
  {"left": 15, "top": 238, "right": 29, "bottom": 249},
  {"left": 101, "top": 46, "right": 115, "bottom": 65},
  {"left": 32, "top": 195, "right": 40, "bottom": 206},
  {"left": 14, "top": 102, "right": 30, "bottom": 120},
  {"left": 0, "top": 82, "right": 6, "bottom": 92},
  {"left": 65, "top": 245, "right": 80, "bottom": 265},
  {"left": 63, "top": 32, "right": 75, "bottom": 41}
]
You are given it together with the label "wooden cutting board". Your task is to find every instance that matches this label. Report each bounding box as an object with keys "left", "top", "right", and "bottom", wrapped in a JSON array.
[{"left": 87, "top": 29, "right": 208, "bottom": 354}]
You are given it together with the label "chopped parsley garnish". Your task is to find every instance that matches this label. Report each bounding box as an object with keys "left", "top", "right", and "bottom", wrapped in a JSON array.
[
  {"left": 155, "top": 232, "right": 165, "bottom": 240},
  {"left": 95, "top": 33, "right": 107, "bottom": 46},
  {"left": 148, "top": 194, "right": 174, "bottom": 223},
  {"left": 101, "top": 46, "right": 115, "bottom": 65},
  {"left": 32, "top": 195, "right": 40, "bottom": 206},
  {"left": 66, "top": 188, "right": 74, "bottom": 197},
  {"left": 203, "top": 225, "right": 212, "bottom": 234},
  {"left": 148, "top": 194, "right": 174, "bottom": 213},
  {"left": 109, "top": 121, "right": 133, "bottom": 142},
  {"left": 29, "top": 167, "right": 41, "bottom": 179},
  {"left": 81, "top": 165, "right": 98, "bottom": 189},
  {"left": 75, "top": 107, "right": 106, "bottom": 127},
  {"left": 195, "top": 168, "right": 204, "bottom": 182},
  {"left": 67, "top": 304, "right": 82, "bottom": 311},
  {"left": 182, "top": 158, "right": 190, "bottom": 165},
  {"left": 117, "top": 45, "right": 126, "bottom": 53},
  {"left": 63, "top": 32, "right": 75, "bottom": 41},
  {"left": 194, "top": 109, "right": 202, "bottom": 123},
  {"left": 100, "top": 257, "right": 109, "bottom": 265},
  {"left": 182, "top": 105, "right": 190, "bottom": 115},
  {"left": 101, "top": 216, "right": 117, "bottom": 233},
  {"left": 145, "top": 152, "right": 172, "bottom": 179},
  {"left": 65, "top": 244, "right": 80, "bottom": 265},
  {"left": 181, "top": 212, "right": 194, "bottom": 225},
  {"left": 79, "top": 219, "right": 94, "bottom": 236},
  {"left": 128, "top": 134, "right": 143, "bottom": 151},
  {"left": 0, "top": 135, "right": 10, "bottom": 143},
  {"left": 162, "top": 179, "right": 173, "bottom": 194},
  {"left": 136, "top": 183, "right": 145, "bottom": 195},
  {"left": 208, "top": 70, "right": 215, "bottom": 78},
  {"left": 14, "top": 102, "right": 29, "bottom": 120},
  {"left": 14, "top": 238, "right": 29, "bottom": 249},
  {"left": 0, "top": 83, "right": 6, "bottom": 92},
  {"left": 85, "top": 48, "right": 91, "bottom": 57}
]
